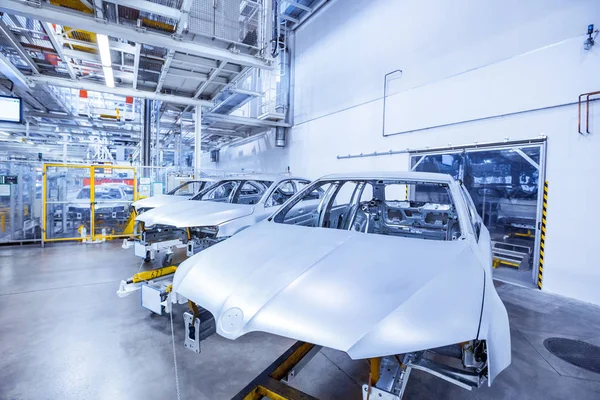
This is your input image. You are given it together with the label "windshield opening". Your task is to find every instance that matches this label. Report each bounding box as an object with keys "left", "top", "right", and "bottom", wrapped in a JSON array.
[
  {"left": 168, "top": 180, "right": 206, "bottom": 196},
  {"left": 192, "top": 180, "right": 273, "bottom": 205},
  {"left": 273, "top": 179, "right": 462, "bottom": 241}
]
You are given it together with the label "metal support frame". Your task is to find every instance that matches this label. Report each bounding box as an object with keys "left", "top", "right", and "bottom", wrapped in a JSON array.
[
  {"left": 155, "top": 0, "right": 193, "bottom": 93},
  {"left": 0, "top": 19, "right": 40, "bottom": 75},
  {"left": 28, "top": 75, "right": 213, "bottom": 107},
  {"left": 0, "top": 44, "right": 33, "bottom": 91},
  {"left": 194, "top": 106, "right": 202, "bottom": 173},
  {"left": 232, "top": 341, "right": 322, "bottom": 400},
  {"left": 194, "top": 62, "right": 228, "bottom": 99},
  {"left": 291, "top": 0, "right": 329, "bottom": 31},
  {"left": 42, "top": 22, "right": 77, "bottom": 80},
  {"left": 142, "top": 99, "right": 152, "bottom": 167},
  {"left": 280, "top": 14, "right": 300, "bottom": 24},
  {"left": 205, "top": 112, "right": 291, "bottom": 127},
  {"left": 0, "top": 0, "right": 272, "bottom": 69},
  {"left": 0, "top": 128, "right": 139, "bottom": 143},
  {"left": 285, "top": 1, "right": 313, "bottom": 13},
  {"left": 132, "top": 44, "right": 141, "bottom": 90},
  {"left": 28, "top": 111, "right": 142, "bottom": 126}
]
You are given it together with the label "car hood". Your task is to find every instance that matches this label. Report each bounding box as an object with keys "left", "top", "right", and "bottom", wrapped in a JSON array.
[
  {"left": 136, "top": 200, "right": 254, "bottom": 228},
  {"left": 174, "top": 222, "right": 485, "bottom": 359},
  {"left": 132, "top": 195, "right": 189, "bottom": 210}
]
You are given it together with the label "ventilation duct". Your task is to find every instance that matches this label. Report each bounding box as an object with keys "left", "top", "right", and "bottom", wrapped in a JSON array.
[{"left": 275, "top": 126, "right": 286, "bottom": 147}]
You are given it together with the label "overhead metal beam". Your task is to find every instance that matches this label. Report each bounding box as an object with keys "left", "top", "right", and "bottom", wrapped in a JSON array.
[
  {"left": 0, "top": 22, "right": 67, "bottom": 115},
  {"left": 0, "top": 0, "right": 272, "bottom": 69},
  {"left": 62, "top": 38, "right": 136, "bottom": 54},
  {"left": 40, "top": 83, "right": 75, "bottom": 115},
  {"left": 280, "top": 14, "right": 299, "bottom": 24},
  {"left": 172, "top": 53, "right": 243, "bottom": 73},
  {"left": 42, "top": 22, "right": 77, "bottom": 80},
  {"left": 194, "top": 62, "right": 228, "bottom": 99},
  {"left": 292, "top": 0, "right": 329, "bottom": 30},
  {"left": 132, "top": 44, "right": 141, "bottom": 90},
  {"left": 0, "top": 123, "right": 141, "bottom": 139},
  {"left": 163, "top": 69, "right": 210, "bottom": 82},
  {"left": 155, "top": 0, "right": 194, "bottom": 93},
  {"left": 156, "top": 52, "right": 175, "bottom": 92},
  {"left": 29, "top": 111, "right": 142, "bottom": 126},
  {"left": 0, "top": 53, "right": 32, "bottom": 91},
  {"left": 204, "top": 112, "right": 291, "bottom": 127},
  {"left": 285, "top": 1, "right": 313, "bottom": 12},
  {"left": 0, "top": 19, "right": 40, "bottom": 75},
  {"left": 28, "top": 75, "right": 214, "bottom": 107}
]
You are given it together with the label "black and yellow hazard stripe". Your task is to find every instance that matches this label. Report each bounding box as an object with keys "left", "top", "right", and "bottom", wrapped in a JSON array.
[{"left": 537, "top": 181, "right": 548, "bottom": 289}]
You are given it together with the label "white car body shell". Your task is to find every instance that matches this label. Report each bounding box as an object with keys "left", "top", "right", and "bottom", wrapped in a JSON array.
[
  {"left": 173, "top": 171, "right": 511, "bottom": 385},
  {"left": 136, "top": 175, "right": 311, "bottom": 238},
  {"left": 131, "top": 179, "right": 216, "bottom": 212},
  {"left": 68, "top": 185, "right": 128, "bottom": 213}
]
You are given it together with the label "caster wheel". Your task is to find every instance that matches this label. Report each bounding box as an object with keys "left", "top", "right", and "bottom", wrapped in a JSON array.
[{"left": 144, "top": 251, "right": 151, "bottom": 263}]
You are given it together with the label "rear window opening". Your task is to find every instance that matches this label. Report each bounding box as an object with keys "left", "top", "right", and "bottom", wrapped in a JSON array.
[{"left": 273, "top": 179, "right": 462, "bottom": 241}]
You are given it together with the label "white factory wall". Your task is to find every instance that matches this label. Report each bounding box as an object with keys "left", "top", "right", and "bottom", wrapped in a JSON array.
[{"left": 205, "top": 0, "right": 600, "bottom": 305}]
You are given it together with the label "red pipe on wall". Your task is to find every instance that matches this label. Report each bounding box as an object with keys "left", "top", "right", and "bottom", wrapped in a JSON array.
[{"left": 578, "top": 90, "right": 600, "bottom": 135}]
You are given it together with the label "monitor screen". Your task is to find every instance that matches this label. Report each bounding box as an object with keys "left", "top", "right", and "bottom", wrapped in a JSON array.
[{"left": 0, "top": 96, "right": 22, "bottom": 123}]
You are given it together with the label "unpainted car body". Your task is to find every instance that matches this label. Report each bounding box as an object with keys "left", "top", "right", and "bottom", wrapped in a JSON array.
[
  {"left": 131, "top": 178, "right": 216, "bottom": 214},
  {"left": 67, "top": 184, "right": 130, "bottom": 221},
  {"left": 135, "top": 174, "right": 313, "bottom": 256},
  {"left": 497, "top": 197, "right": 537, "bottom": 229},
  {"left": 173, "top": 172, "right": 511, "bottom": 394}
]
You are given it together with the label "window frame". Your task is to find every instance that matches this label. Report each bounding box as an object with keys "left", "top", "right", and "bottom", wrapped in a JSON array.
[
  {"left": 168, "top": 180, "right": 206, "bottom": 196},
  {"left": 263, "top": 179, "right": 311, "bottom": 207},
  {"left": 458, "top": 182, "right": 481, "bottom": 241},
  {"left": 272, "top": 178, "right": 466, "bottom": 242}
]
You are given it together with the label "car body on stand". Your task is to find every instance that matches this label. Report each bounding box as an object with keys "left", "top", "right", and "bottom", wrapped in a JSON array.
[
  {"left": 66, "top": 184, "right": 130, "bottom": 222},
  {"left": 173, "top": 172, "right": 511, "bottom": 399},
  {"left": 117, "top": 175, "right": 314, "bottom": 304}
]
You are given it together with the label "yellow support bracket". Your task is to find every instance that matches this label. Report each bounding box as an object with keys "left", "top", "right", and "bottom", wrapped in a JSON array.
[
  {"left": 234, "top": 342, "right": 320, "bottom": 400},
  {"left": 128, "top": 266, "right": 177, "bottom": 284}
]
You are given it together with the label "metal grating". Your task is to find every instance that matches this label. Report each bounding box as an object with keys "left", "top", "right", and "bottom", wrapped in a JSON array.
[
  {"left": 139, "top": 57, "right": 164, "bottom": 72},
  {"left": 141, "top": 45, "right": 168, "bottom": 58},
  {"left": 544, "top": 338, "right": 600, "bottom": 374},
  {"left": 118, "top": 1, "right": 180, "bottom": 33},
  {"left": 189, "top": 0, "right": 245, "bottom": 45}
]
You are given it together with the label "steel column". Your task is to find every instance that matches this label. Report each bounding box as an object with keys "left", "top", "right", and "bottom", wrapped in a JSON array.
[
  {"left": 142, "top": 99, "right": 152, "bottom": 168},
  {"left": 194, "top": 106, "right": 202, "bottom": 173}
]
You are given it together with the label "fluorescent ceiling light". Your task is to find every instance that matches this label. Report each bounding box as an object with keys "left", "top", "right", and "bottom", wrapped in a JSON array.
[
  {"left": 103, "top": 66, "right": 115, "bottom": 88},
  {"left": 0, "top": 131, "right": 10, "bottom": 136},
  {"left": 96, "top": 34, "right": 111, "bottom": 66},
  {"left": 96, "top": 34, "right": 115, "bottom": 88}
]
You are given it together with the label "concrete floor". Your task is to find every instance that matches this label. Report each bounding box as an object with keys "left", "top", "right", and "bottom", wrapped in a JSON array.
[{"left": 1, "top": 242, "right": 600, "bottom": 400}]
